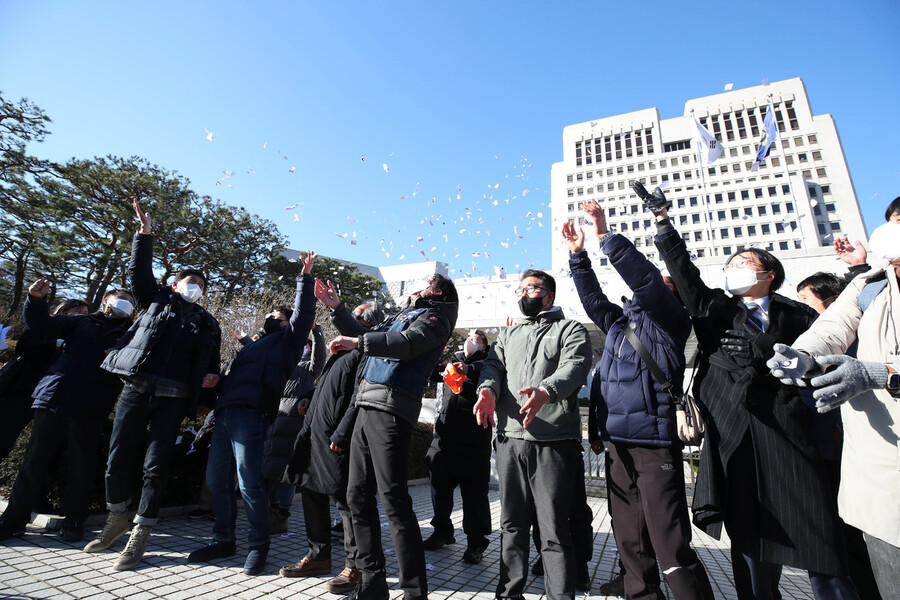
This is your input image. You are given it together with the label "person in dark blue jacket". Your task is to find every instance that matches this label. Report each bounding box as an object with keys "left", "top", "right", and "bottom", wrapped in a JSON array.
[
  {"left": 563, "top": 200, "right": 714, "bottom": 600},
  {"left": 187, "top": 250, "right": 318, "bottom": 575},
  {"left": 0, "top": 281, "right": 134, "bottom": 543}
]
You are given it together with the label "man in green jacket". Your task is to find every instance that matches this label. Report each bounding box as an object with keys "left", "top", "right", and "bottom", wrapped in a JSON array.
[{"left": 474, "top": 269, "right": 592, "bottom": 600}]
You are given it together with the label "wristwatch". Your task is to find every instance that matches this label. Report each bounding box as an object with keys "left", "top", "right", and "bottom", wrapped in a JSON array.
[{"left": 887, "top": 364, "right": 900, "bottom": 392}]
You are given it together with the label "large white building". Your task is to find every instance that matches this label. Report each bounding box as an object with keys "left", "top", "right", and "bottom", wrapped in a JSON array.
[{"left": 549, "top": 77, "right": 866, "bottom": 281}]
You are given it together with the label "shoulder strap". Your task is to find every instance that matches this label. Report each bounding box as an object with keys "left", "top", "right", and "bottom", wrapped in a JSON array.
[
  {"left": 858, "top": 279, "right": 888, "bottom": 313},
  {"left": 624, "top": 322, "right": 676, "bottom": 396}
]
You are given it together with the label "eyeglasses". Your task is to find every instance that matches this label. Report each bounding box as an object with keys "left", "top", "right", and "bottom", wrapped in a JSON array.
[
  {"left": 515, "top": 284, "right": 547, "bottom": 297},
  {"left": 724, "top": 257, "right": 764, "bottom": 271}
]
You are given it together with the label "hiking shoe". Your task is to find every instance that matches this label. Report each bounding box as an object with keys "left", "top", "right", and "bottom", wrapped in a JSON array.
[
  {"left": 598, "top": 572, "right": 625, "bottom": 597},
  {"left": 422, "top": 532, "right": 456, "bottom": 551},
  {"left": 270, "top": 506, "right": 290, "bottom": 534},
  {"left": 113, "top": 524, "right": 151, "bottom": 570},
  {"left": 0, "top": 518, "right": 26, "bottom": 542},
  {"left": 326, "top": 567, "right": 362, "bottom": 594},
  {"left": 188, "top": 540, "right": 237, "bottom": 563},
  {"left": 280, "top": 556, "right": 332, "bottom": 577},
  {"left": 84, "top": 511, "right": 130, "bottom": 553},
  {"left": 244, "top": 543, "right": 270, "bottom": 576},
  {"left": 59, "top": 520, "right": 84, "bottom": 543}
]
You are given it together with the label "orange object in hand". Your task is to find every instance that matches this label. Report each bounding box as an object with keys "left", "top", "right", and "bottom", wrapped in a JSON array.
[{"left": 443, "top": 364, "right": 466, "bottom": 394}]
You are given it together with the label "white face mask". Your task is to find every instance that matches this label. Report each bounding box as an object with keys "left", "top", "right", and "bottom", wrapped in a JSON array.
[
  {"left": 868, "top": 222, "right": 900, "bottom": 261},
  {"left": 108, "top": 298, "right": 134, "bottom": 318},
  {"left": 724, "top": 268, "right": 761, "bottom": 296},
  {"left": 179, "top": 283, "right": 203, "bottom": 303},
  {"left": 464, "top": 339, "right": 482, "bottom": 357}
]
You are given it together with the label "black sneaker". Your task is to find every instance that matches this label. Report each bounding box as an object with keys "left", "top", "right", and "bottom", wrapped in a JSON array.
[
  {"left": 423, "top": 532, "right": 456, "bottom": 551},
  {"left": 598, "top": 572, "right": 625, "bottom": 597},
  {"left": 462, "top": 539, "right": 488, "bottom": 564},
  {"left": 243, "top": 542, "right": 269, "bottom": 576},
  {"left": 188, "top": 540, "right": 237, "bottom": 563}
]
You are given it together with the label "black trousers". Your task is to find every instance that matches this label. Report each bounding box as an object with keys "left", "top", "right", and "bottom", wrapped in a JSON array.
[
  {"left": 3, "top": 408, "right": 105, "bottom": 527},
  {"left": 0, "top": 389, "right": 36, "bottom": 462},
  {"left": 532, "top": 446, "right": 593, "bottom": 567},
  {"left": 606, "top": 443, "right": 714, "bottom": 600},
  {"left": 347, "top": 408, "right": 427, "bottom": 600},
  {"left": 427, "top": 444, "right": 491, "bottom": 546},
  {"left": 301, "top": 486, "right": 357, "bottom": 569},
  {"left": 495, "top": 435, "right": 581, "bottom": 600}
]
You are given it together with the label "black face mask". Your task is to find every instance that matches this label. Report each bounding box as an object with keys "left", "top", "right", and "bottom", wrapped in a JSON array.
[
  {"left": 518, "top": 295, "right": 545, "bottom": 317},
  {"left": 263, "top": 317, "right": 283, "bottom": 334}
]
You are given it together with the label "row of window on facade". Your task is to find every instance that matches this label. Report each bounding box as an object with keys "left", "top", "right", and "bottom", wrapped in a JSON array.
[
  {"left": 698, "top": 101, "right": 801, "bottom": 143},
  {"left": 574, "top": 128, "right": 656, "bottom": 167}
]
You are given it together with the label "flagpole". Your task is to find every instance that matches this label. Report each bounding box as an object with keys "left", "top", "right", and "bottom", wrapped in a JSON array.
[
  {"left": 768, "top": 93, "right": 810, "bottom": 253},
  {"left": 692, "top": 109, "right": 718, "bottom": 257}
]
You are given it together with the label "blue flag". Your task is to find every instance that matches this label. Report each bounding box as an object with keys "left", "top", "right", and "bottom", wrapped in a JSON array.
[{"left": 751, "top": 102, "right": 778, "bottom": 171}]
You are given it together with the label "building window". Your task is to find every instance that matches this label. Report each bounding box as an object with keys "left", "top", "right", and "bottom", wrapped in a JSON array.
[
  {"left": 609, "top": 207, "right": 616, "bottom": 217},
  {"left": 720, "top": 228, "right": 730, "bottom": 238},
  {"left": 567, "top": 189, "right": 574, "bottom": 197},
  {"left": 567, "top": 203, "right": 575, "bottom": 212},
  {"left": 768, "top": 186, "right": 777, "bottom": 196},
  {"left": 747, "top": 225, "right": 757, "bottom": 235},
  {"left": 723, "top": 246, "right": 733, "bottom": 255},
  {"left": 794, "top": 240, "right": 802, "bottom": 249},
  {"left": 715, "top": 193, "right": 724, "bottom": 203},
  {"left": 692, "top": 214, "right": 701, "bottom": 224},
  {"left": 679, "top": 215, "right": 688, "bottom": 225},
  {"left": 786, "top": 101, "right": 799, "bottom": 130},
  {"left": 754, "top": 188, "right": 763, "bottom": 198},
  {"left": 724, "top": 114, "right": 735, "bottom": 141},
  {"left": 694, "top": 231, "right": 703, "bottom": 241},
  {"left": 567, "top": 175, "right": 573, "bottom": 183},
  {"left": 586, "top": 172, "right": 593, "bottom": 180},
  {"left": 761, "top": 224, "right": 771, "bottom": 234},
  {"left": 771, "top": 157, "right": 780, "bottom": 167},
  {"left": 758, "top": 205, "right": 767, "bottom": 215},
  {"left": 689, "top": 196, "right": 698, "bottom": 207},
  {"left": 831, "top": 222, "right": 842, "bottom": 232},
  {"left": 576, "top": 173, "right": 583, "bottom": 181},
  {"left": 780, "top": 241, "right": 789, "bottom": 250},
  {"left": 730, "top": 148, "right": 739, "bottom": 158},
  {"left": 577, "top": 188, "right": 584, "bottom": 196},
  {"left": 677, "top": 198, "right": 686, "bottom": 208},
  {"left": 793, "top": 136, "right": 804, "bottom": 146},
  {"left": 817, "top": 223, "right": 827, "bottom": 234},
  {"left": 822, "top": 185, "right": 831, "bottom": 195},
  {"left": 816, "top": 167, "right": 827, "bottom": 177},
  {"left": 782, "top": 184, "right": 790, "bottom": 194},
  {"left": 735, "top": 110, "right": 747, "bottom": 138},
  {"left": 748, "top": 111, "right": 759, "bottom": 136},
  {"left": 812, "top": 150, "right": 822, "bottom": 161},
  {"left": 772, "top": 204, "right": 782, "bottom": 214},
  {"left": 798, "top": 153, "right": 808, "bottom": 163},
  {"left": 741, "top": 190, "right": 750, "bottom": 200},
  {"left": 731, "top": 209, "right": 740, "bottom": 218},
  {"left": 734, "top": 227, "right": 743, "bottom": 237},
  {"left": 825, "top": 203, "right": 836, "bottom": 212},
  {"left": 728, "top": 191, "right": 736, "bottom": 201}
]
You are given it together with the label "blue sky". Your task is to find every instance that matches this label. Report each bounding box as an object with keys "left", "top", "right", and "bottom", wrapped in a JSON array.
[{"left": 2, "top": 1, "right": 898, "bottom": 278}]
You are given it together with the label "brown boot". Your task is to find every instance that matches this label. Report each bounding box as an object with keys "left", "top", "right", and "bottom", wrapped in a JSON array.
[
  {"left": 279, "top": 556, "right": 332, "bottom": 578},
  {"left": 83, "top": 511, "right": 130, "bottom": 553},
  {"left": 326, "top": 567, "right": 361, "bottom": 594}
]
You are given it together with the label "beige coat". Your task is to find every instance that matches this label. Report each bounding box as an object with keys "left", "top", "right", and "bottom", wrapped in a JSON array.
[{"left": 792, "top": 266, "right": 900, "bottom": 547}]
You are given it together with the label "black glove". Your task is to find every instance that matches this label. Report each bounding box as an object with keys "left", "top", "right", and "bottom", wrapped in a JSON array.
[
  {"left": 721, "top": 329, "right": 755, "bottom": 363},
  {"left": 631, "top": 181, "right": 671, "bottom": 215}
]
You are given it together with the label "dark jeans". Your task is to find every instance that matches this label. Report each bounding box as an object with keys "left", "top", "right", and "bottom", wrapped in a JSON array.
[
  {"left": 532, "top": 445, "right": 593, "bottom": 567},
  {"left": 427, "top": 445, "right": 491, "bottom": 546},
  {"left": 495, "top": 435, "right": 581, "bottom": 600},
  {"left": 607, "top": 443, "right": 714, "bottom": 600},
  {"left": 105, "top": 384, "right": 187, "bottom": 525},
  {"left": 207, "top": 405, "right": 270, "bottom": 548},
  {"left": 347, "top": 408, "right": 426, "bottom": 600},
  {"left": 3, "top": 409, "right": 105, "bottom": 526},
  {"left": 302, "top": 487, "right": 357, "bottom": 569}
]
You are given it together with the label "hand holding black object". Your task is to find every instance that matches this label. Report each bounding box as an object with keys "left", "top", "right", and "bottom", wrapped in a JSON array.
[
  {"left": 720, "top": 329, "right": 755, "bottom": 362},
  {"left": 631, "top": 181, "right": 671, "bottom": 215}
]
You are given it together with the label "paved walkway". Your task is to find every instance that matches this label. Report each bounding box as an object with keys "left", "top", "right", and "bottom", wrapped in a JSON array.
[{"left": 0, "top": 484, "right": 818, "bottom": 600}]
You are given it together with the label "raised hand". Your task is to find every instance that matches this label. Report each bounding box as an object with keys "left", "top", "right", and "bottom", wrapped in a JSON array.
[
  {"left": 561, "top": 222, "right": 585, "bottom": 253},
  {"left": 28, "top": 279, "right": 51, "bottom": 299},
  {"left": 301, "top": 250, "right": 316, "bottom": 275},
  {"left": 833, "top": 236, "right": 867, "bottom": 267},
  {"left": 631, "top": 181, "right": 670, "bottom": 215},
  {"left": 581, "top": 200, "right": 609, "bottom": 237},
  {"left": 329, "top": 335, "right": 358, "bottom": 353},
  {"left": 314, "top": 278, "right": 340, "bottom": 309},
  {"left": 133, "top": 198, "right": 151, "bottom": 234}
]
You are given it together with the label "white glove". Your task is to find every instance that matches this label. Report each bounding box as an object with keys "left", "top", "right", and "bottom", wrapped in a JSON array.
[
  {"left": 766, "top": 343, "right": 815, "bottom": 386},
  {"left": 811, "top": 354, "right": 889, "bottom": 413}
]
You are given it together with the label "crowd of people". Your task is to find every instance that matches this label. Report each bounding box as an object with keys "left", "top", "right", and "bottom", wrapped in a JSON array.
[{"left": 0, "top": 191, "right": 898, "bottom": 600}]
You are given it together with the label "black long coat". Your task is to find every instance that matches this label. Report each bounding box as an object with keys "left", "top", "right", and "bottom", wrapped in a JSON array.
[
  {"left": 284, "top": 348, "right": 363, "bottom": 496},
  {"left": 656, "top": 224, "right": 848, "bottom": 576}
]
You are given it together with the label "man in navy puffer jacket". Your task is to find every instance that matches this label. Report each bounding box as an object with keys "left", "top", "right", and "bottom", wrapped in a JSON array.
[
  {"left": 563, "top": 200, "right": 714, "bottom": 600},
  {"left": 188, "top": 250, "right": 318, "bottom": 575}
]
